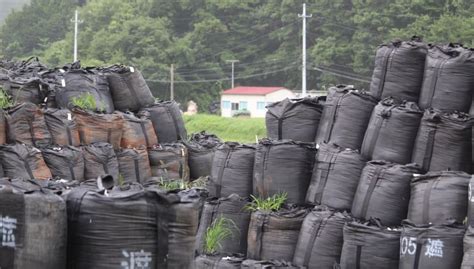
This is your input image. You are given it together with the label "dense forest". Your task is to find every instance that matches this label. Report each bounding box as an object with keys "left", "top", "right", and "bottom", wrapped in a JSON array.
[{"left": 0, "top": 0, "right": 473, "bottom": 111}]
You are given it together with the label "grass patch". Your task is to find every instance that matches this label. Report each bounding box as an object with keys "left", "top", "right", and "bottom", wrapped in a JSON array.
[
  {"left": 244, "top": 193, "right": 288, "bottom": 212},
  {"left": 204, "top": 216, "right": 235, "bottom": 254},
  {"left": 70, "top": 92, "right": 104, "bottom": 112},
  {"left": 184, "top": 114, "right": 266, "bottom": 143},
  {"left": 0, "top": 87, "right": 13, "bottom": 109},
  {"left": 157, "top": 177, "right": 208, "bottom": 191}
]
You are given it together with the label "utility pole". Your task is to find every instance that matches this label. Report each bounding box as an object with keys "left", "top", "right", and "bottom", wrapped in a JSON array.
[
  {"left": 71, "top": 9, "right": 83, "bottom": 62},
  {"left": 170, "top": 64, "right": 174, "bottom": 100},
  {"left": 298, "top": 3, "right": 312, "bottom": 96},
  {"left": 226, "top": 60, "right": 239, "bottom": 88}
]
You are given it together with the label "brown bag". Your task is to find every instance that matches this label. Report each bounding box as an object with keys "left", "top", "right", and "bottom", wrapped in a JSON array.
[
  {"left": 44, "top": 108, "right": 81, "bottom": 146},
  {"left": 148, "top": 143, "right": 189, "bottom": 181},
  {"left": 6, "top": 102, "right": 52, "bottom": 147},
  {"left": 0, "top": 144, "right": 52, "bottom": 180},
  {"left": 74, "top": 109, "right": 124, "bottom": 149},
  {"left": 120, "top": 111, "right": 158, "bottom": 148}
]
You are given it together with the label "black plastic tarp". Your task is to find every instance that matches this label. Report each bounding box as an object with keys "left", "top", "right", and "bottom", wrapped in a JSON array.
[
  {"left": 419, "top": 44, "right": 474, "bottom": 113},
  {"left": 104, "top": 65, "right": 155, "bottom": 112},
  {"left": 116, "top": 147, "right": 152, "bottom": 184},
  {"left": 82, "top": 142, "right": 119, "bottom": 181},
  {"left": 247, "top": 207, "right": 308, "bottom": 261},
  {"left": 369, "top": 37, "right": 428, "bottom": 102},
  {"left": 351, "top": 161, "right": 421, "bottom": 226},
  {"left": 266, "top": 97, "right": 324, "bottom": 142},
  {"left": 140, "top": 101, "right": 187, "bottom": 143},
  {"left": 361, "top": 98, "right": 422, "bottom": 164},
  {"left": 0, "top": 109, "right": 6, "bottom": 144},
  {"left": 66, "top": 185, "right": 158, "bottom": 269},
  {"left": 412, "top": 109, "right": 472, "bottom": 173},
  {"left": 254, "top": 139, "right": 316, "bottom": 204},
  {"left": 316, "top": 85, "right": 378, "bottom": 150},
  {"left": 407, "top": 171, "right": 470, "bottom": 225},
  {"left": 462, "top": 226, "right": 474, "bottom": 268},
  {"left": 399, "top": 221, "right": 464, "bottom": 269},
  {"left": 0, "top": 178, "right": 67, "bottom": 269},
  {"left": 44, "top": 108, "right": 81, "bottom": 146},
  {"left": 293, "top": 206, "right": 352, "bottom": 268},
  {"left": 208, "top": 142, "right": 256, "bottom": 198},
  {"left": 42, "top": 145, "right": 84, "bottom": 182},
  {"left": 195, "top": 255, "right": 244, "bottom": 269},
  {"left": 195, "top": 194, "right": 251, "bottom": 255},
  {"left": 339, "top": 220, "right": 400, "bottom": 269},
  {"left": 306, "top": 143, "right": 366, "bottom": 210},
  {"left": 1, "top": 77, "right": 45, "bottom": 105},
  {"left": 241, "top": 259, "right": 304, "bottom": 268}
]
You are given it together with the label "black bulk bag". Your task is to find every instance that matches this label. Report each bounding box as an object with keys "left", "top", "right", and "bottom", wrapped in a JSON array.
[
  {"left": 351, "top": 161, "right": 421, "bottom": 226},
  {"left": 120, "top": 111, "right": 158, "bottom": 148},
  {"left": 316, "top": 85, "right": 378, "bottom": 150},
  {"left": 208, "top": 142, "right": 256, "bottom": 198},
  {"left": 247, "top": 207, "right": 308, "bottom": 261},
  {"left": 339, "top": 220, "right": 400, "bottom": 269},
  {"left": 151, "top": 188, "right": 207, "bottom": 269},
  {"left": 66, "top": 184, "right": 158, "bottom": 269},
  {"left": 74, "top": 109, "right": 124, "bottom": 149},
  {"left": 42, "top": 145, "right": 84, "bottom": 182},
  {"left": 195, "top": 254, "right": 244, "bottom": 269},
  {"left": 266, "top": 97, "right": 324, "bottom": 142},
  {"left": 195, "top": 194, "right": 251, "bottom": 255},
  {"left": 116, "top": 147, "right": 152, "bottom": 183},
  {"left": 293, "top": 206, "right": 352, "bottom": 268},
  {"left": 82, "top": 142, "right": 119, "bottom": 181},
  {"left": 407, "top": 171, "right": 469, "bottom": 225},
  {"left": 44, "top": 108, "right": 81, "bottom": 146},
  {"left": 140, "top": 101, "right": 187, "bottom": 143},
  {"left": 2, "top": 77, "right": 45, "bottom": 105},
  {"left": 0, "top": 179, "right": 67, "bottom": 269},
  {"left": 148, "top": 143, "right": 190, "bottom": 181},
  {"left": 185, "top": 131, "right": 222, "bottom": 180},
  {"left": 56, "top": 69, "right": 115, "bottom": 113},
  {"left": 0, "top": 144, "right": 52, "bottom": 180},
  {"left": 0, "top": 108, "right": 6, "bottom": 144},
  {"left": 306, "top": 143, "right": 366, "bottom": 210},
  {"left": 419, "top": 44, "right": 474, "bottom": 113},
  {"left": 254, "top": 139, "right": 316, "bottom": 204},
  {"left": 462, "top": 226, "right": 474, "bottom": 268},
  {"left": 242, "top": 259, "right": 303, "bottom": 268},
  {"left": 412, "top": 110, "right": 472, "bottom": 173},
  {"left": 6, "top": 102, "right": 52, "bottom": 147},
  {"left": 369, "top": 37, "right": 428, "bottom": 102},
  {"left": 361, "top": 98, "right": 423, "bottom": 164},
  {"left": 399, "top": 221, "right": 464, "bottom": 269},
  {"left": 105, "top": 65, "right": 155, "bottom": 112}
]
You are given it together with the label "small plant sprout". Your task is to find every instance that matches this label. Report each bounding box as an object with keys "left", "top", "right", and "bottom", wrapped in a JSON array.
[
  {"left": 204, "top": 216, "right": 235, "bottom": 254},
  {"left": 0, "top": 87, "right": 13, "bottom": 109},
  {"left": 70, "top": 92, "right": 105, "bottom": 112},
  {"left": 244, "top": 193, "right": 288, "bottom": 212}
]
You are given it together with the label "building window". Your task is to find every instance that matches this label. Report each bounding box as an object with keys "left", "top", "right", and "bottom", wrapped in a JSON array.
[
  {"left": 222, "top": 101, "right": 231, "bottom": 109},
  {"left": 239, "top": 101, "right": 248, "bottom": 110},
  {"left": 257, "top": 101, "right": 265, "bottom": 110},
  {"left": 231, "top": 102, "right": 239, "bottom": 111}
]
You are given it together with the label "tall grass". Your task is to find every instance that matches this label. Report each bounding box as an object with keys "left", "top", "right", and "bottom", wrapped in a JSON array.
[
  {"left": 157, "top": 177, "right": 208, "bottom": 191},
  {"left": 184, "top": 114, "right": 266, "bottom": 143},
  {"left": 204, "top": 216, "right": 235, "bottom": 254},
  {"left": 244, "top": 193, "right": 288, "bottom": 212}
]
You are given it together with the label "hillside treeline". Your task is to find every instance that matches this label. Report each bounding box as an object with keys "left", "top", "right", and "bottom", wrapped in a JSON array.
[{"left": 0, "top": 0, "right": 473, "bottom": 110}]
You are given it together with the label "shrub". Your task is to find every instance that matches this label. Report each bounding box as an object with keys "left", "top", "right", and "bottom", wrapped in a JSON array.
[{"left": 244, "top": 193, "right": 288, "bottom": 212}]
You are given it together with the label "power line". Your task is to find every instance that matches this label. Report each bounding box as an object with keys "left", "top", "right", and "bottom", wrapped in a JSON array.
[
  {"left": 146, "top": 64, "right": 298, "bottom": 84},
  {"left": 313, "top": 66, "right": 371, "bottom": 83}
]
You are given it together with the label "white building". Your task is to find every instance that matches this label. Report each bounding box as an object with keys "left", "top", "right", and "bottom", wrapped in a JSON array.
[{"left": 221, "top": 86, "right": 295, "bottom": 118}]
